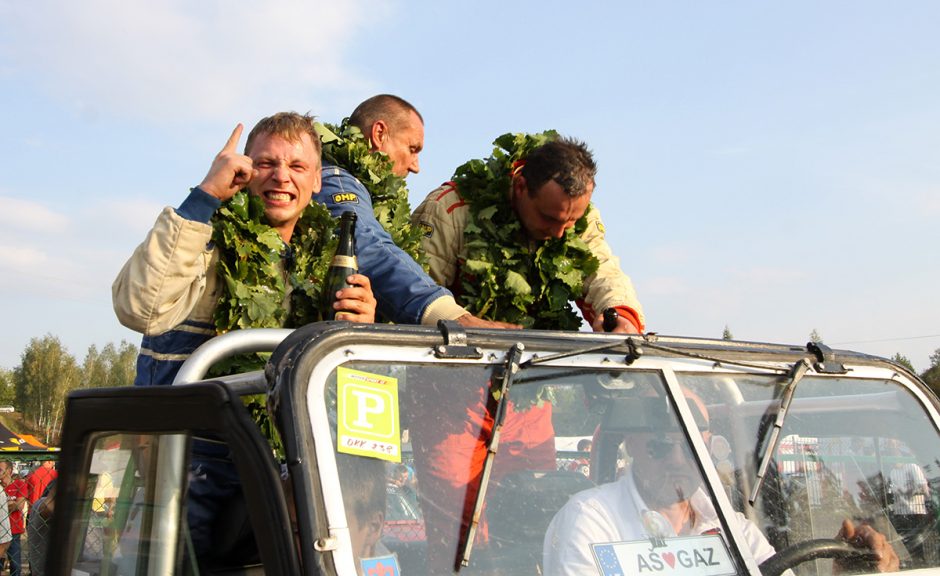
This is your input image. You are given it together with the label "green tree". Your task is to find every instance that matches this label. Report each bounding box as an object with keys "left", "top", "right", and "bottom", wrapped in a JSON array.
[
  {"left": 81, "top": 341, "right": 138, "bottom": 388},
  {"left": 80, "top": 344, "right": 109, "bottom": 388},
  {"left": 106, "top": 340, "right": 138, "bottom": 388},
  {"left": 891, "top": 353, "right": 915, "bottom": 373},
  {"left": 0, "top": 368, "right": 15, "bottom": 407},
  {"left": 14, "top": 334, "right": 80, "bottom": 443},
  {"left": 722, "top": 325, "right": 734, "bottom": 340},
  {"left": 921, "top": 348, "right": 940, "bottom": 397}
]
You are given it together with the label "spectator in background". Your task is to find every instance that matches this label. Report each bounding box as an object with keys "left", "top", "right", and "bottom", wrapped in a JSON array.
[
  {"left": 387, "top": 463, "right": 419, "bottom": 510},
  {"left": 387, "top": 464, "right": 410, "bottom": 491},
  {"left": 887, "top": 441, "right": 931, "bottom": 533},
  {"left": 26, "top": 460, "right": 57, "bottom": 507},
  {"left": 0, "top": 462, "right": 27, "bottom": 576},
  {"left": 0, "top": 484, "right": 11, "bottom": 569},
  {"left": 28, "top": 479, "right": 56, "bottom": 576},
  {"left": 567, "top": 439, "right": 592, "bottom": 477}
]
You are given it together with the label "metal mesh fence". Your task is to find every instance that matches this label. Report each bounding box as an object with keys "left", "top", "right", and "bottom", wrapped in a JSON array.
[{"left": 0, "top": 456, "right": 58, "bottom": 576}]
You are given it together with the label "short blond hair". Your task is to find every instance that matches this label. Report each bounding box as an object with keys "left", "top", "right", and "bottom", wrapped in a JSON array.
[{"left": 245, "top": 112, "right": 322, "bottom": 159}]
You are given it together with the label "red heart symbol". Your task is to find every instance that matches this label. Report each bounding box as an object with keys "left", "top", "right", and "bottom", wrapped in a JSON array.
[{"left": 662, "top": 552, "right": 676, "bottom": 568}]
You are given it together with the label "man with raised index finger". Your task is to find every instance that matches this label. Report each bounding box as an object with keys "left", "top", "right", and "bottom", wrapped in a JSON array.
[
  {"left": 112, "top": 112, "right": 377, "bottom": 562},
  {"left": 114, "top": 113, "right": 376, "bottom": 388}
]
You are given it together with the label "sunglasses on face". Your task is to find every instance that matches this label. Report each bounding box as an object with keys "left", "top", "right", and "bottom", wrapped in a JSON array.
[{"left": 646, "top": 436, "right": 695, "bottom": 461}]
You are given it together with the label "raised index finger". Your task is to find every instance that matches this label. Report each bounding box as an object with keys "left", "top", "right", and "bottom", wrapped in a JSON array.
[{"left": 221, "top": 123, "right": 244, "bottom": 154}]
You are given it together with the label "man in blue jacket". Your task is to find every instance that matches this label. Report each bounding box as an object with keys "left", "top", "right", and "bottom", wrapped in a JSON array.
[{"left": 317, "top": 94, "right": 512, "bottom": 328}]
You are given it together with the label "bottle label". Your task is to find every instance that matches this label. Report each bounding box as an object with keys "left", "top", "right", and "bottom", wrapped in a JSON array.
[{"left": 331, "top": 255, "right": 358, "bottom": 269}]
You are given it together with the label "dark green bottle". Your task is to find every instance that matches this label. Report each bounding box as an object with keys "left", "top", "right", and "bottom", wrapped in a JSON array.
[{"left": 322, "top": 211, "right": 358, "bottom": 320}]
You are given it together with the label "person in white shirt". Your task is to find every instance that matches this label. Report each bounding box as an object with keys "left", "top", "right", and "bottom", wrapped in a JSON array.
[
  {"left": 542, "top": 390, "right": 899, "bottom": 575},
  {"left": 887, "top": 440, "right": 930, "bottom": 518},
  {"left": 0, "top": 487, "right": 10, "bottom": 560}
]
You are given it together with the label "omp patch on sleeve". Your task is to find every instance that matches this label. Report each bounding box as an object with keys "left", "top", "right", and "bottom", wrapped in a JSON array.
[{"left": 332, "top": 192, "right": 360, "bottom": 204}]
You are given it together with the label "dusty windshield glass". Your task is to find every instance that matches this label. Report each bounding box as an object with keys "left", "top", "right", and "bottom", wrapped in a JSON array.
[
  {"left": 325, "top": 361, "right": 747, "bottom": 575},
  {"left": 678, "top": 372, "right": 940, "bottom": 574},
  {"left": 68, "top": 432, "right": 188, "bottom": 576}
]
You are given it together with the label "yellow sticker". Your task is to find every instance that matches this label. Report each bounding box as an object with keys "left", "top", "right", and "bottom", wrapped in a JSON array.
[
  {"left": 336, "top": 367, "right": 401, "bottom": 462},
  {"left": 419, "top": 222, "right": 434, "bottom": 238}
]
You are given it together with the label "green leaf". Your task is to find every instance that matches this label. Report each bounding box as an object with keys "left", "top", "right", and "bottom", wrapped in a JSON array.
[
  {"left": 504, "top": 270, "right": 531, "bottom": 295},
  {"left": 313, "top": 121, "right": 341, "bottom": 144},
  {"left": 463, "top": 259, "right": 492, "bottom": 274},
  {"left": 476, "top": 205, "right": 498, "bottom": 221},
  {"left": 227, "top": 192, "right": 249, "bottom": 219}
]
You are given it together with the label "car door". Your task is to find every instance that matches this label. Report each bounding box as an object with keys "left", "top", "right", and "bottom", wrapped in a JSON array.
[{"left": 46, "top": 381, "right": 300, "bottom": 576}]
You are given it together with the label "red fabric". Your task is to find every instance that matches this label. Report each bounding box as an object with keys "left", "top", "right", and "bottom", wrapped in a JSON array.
[
  {"left": 577, "top": 300, "right": 644, "bottom": 332},
  {"left": 445, "top": 199, "right": 466, "bottom": 214},
  {"left": 408, "top": 380, "right": 556, "bottom": 571},
  {"left": 435, "top": 182, "right": 459, "bottom": 201},
  {"left": 5, "top": 478, "right": 28, "bottom": 534},
  {"left": 433, "top": 182, "right": 466, "bottom": 213},
  {"left": 27, "top": 465, "right": 57, "bottom": 504}
]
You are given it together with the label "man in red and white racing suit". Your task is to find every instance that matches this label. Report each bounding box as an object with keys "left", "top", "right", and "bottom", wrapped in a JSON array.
[{"left": 409, "top": 134, "right": 645, "bottom": 571}]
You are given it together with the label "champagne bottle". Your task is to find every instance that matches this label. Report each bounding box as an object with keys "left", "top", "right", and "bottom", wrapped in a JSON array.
[{"left": 322, "top": 211, "right": 358, "bottom": 320}]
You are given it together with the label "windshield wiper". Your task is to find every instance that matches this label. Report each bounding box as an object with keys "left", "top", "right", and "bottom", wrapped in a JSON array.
[
  {"left": 522, "top": 336, "right": 643, "bottom": 367},
  {"left": 748, "top": 358, "right": 811, "bottom": 506},
  {"left": 523, "top": 335, "right": 794, "bottom": 374},
  {"left": 458, "top": 342, "right": 525, "bottom": 570}
]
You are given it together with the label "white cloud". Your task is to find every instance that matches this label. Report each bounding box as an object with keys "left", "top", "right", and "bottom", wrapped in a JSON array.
[
  {"left": 0, "top": 195, "right": 150, "bottom": 300},
  {"left": 0, "top": 240, "right": 115, "bottom": 301},
  {"left": 0, "top": 244, "right": 47, "bottom": 268},
  {"left": 0, "top": 196, "right": 70, "bottom": 233},
  {"left": 100, "top": 198, "right": 167, "bottom": 235},
  {"left": 1, "top": 0, "right": 384, "bottom": 124}
]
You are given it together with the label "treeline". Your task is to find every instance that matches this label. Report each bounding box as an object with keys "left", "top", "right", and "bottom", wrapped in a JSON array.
[
  {"left": 0, "top": 335, "right": 138, "bottom": 445},
  {"left": 907, "top": 349, "right": 940, "bottom": 397}
]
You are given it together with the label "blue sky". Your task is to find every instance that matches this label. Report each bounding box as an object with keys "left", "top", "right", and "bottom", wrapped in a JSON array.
[{"left": 1, "top": 1, "right": 938, "bottom": 371}]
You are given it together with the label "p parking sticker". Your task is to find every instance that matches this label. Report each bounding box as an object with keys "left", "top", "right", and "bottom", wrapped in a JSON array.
[
  {"left": 337, "top": 367, "right": 401, "bottom": 462},
  {"left": 592, "top": 534, "right": 735, "bottom": 576}
]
